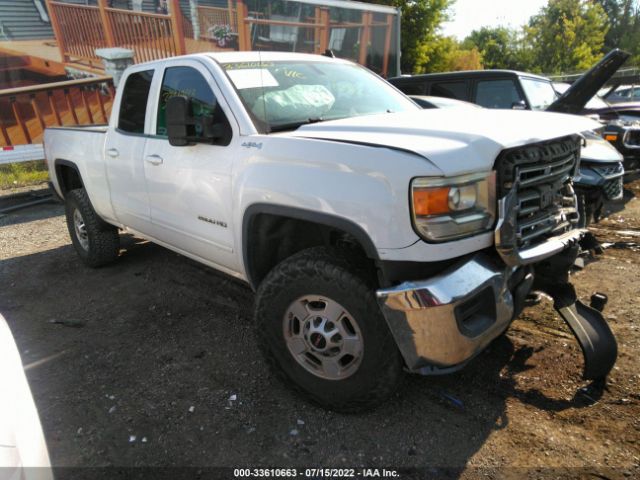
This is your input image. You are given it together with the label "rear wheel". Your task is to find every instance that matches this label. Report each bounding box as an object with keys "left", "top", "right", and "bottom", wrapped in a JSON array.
[
  {"left": 65, "top": 188, "right": 120, "bottom": 267},
  {"left": 254, "top": 247, "right": 404, "bottom": 412}
]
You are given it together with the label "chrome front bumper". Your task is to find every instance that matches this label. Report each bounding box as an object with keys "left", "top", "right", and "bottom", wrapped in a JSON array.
[{"left": 376, "top": 254, "right": 515, "bottom": 373}]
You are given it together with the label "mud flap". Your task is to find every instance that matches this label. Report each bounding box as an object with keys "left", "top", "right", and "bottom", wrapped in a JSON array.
[{"left": 554, "top": 300, "right": 618, "bottom": 380}]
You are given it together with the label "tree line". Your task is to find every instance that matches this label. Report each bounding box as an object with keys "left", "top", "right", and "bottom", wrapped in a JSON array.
[{"left": 372, "top": 0, "right": 640, "bottom": 75}]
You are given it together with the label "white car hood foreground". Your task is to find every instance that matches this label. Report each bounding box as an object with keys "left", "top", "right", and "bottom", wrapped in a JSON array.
[
  {"left": 290, "top": 109, "right": 601, "bottom": 176},
  {"left": 0, "top": 315, "right": 52, "bottom": 480}
]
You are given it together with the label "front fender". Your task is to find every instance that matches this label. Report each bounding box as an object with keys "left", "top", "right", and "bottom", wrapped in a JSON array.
[
  {"left": 232, "top": 136, "right": 436, "bottom": 254},
  {"left": 241, "top": 203, "right": 380, "bottom": 289}
]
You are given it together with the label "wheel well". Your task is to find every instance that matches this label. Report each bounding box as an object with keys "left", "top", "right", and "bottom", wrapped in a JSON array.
[
  {"left": 243, "top": 210, "right": 377, "bottom": 290},
  {"left": 55, "top": 162, "right": 83, "bottom": 196}
]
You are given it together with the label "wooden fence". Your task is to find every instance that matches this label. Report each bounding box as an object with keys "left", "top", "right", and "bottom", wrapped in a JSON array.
[
  {"left": 48, "top": 2, "right": 107, "bottom": 64},
  {"left": 0, "top": 76, "right": 114, "bottom": 147},
  {"left": 198, "top": 5, "right": 238, "bottom": 36},
  {"left": 45, "top": 0, "right": 186, "bottom": 64},
  {"left": 107, "top": 7, "right": 180, "bottom": 62}
]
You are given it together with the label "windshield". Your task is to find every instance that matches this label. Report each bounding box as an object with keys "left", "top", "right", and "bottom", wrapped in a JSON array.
[
  {"left": 520, "top": 77, "right": 557, "bottom": 110},
  {"left": 222, "top": 61, "right": 418, "bottom": 133}
]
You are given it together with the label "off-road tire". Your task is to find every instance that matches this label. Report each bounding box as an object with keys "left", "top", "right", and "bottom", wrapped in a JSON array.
[
  {"left": 254, "top": 247, "right": 404, "bottom": 412},
  {"left": 65, "top": 188, "right": 120, "bottom": 267}
]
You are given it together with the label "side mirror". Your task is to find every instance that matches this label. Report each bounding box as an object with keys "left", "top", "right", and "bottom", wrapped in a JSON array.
[
  {"left": 167, "top": 95, "right": 191, "bottom": 147},
  {"left": 166, "top": 95, "right": 229, "bottom": 147},
  {"left": 202, "top": 117, "right": 229, "bottom": 142},
  {"left": 511, "top": 100, "right": 527, "bottom": 110}
]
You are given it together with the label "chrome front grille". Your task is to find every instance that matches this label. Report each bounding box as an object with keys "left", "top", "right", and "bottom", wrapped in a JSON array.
[
  {"left": 515, "top": 152, "right": 576, "bottom": 188},
  {"left": 495, "top": 135, "right": 582, "bottom": 265}
]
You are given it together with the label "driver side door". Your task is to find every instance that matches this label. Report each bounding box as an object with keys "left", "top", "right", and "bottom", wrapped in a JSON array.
[{"left": 142, "top": 61, "right": 239, "bottom": 273}]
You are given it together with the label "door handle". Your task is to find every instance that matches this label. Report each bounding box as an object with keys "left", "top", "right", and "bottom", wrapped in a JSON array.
[
  {"left": 106, "top": 148, "right": 119, "bottom": 158},
  {"left": 145, "top": 154, "right": 164, "bottom": 166}
]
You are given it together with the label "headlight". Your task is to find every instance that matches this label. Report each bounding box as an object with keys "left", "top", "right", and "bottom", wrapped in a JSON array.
[
  {"left": 411, "top": 172, "right": 496, "bottom": 242},
  {"left": 582, "top": 129, "right": 616, "bottom": 144}
]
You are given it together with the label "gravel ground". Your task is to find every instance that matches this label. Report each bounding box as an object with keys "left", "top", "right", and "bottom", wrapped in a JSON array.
[{"left": 0, "top": 181, "right": 639, "bottom": 479}]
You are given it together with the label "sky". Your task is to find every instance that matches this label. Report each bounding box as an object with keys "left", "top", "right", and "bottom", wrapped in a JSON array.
[{"left": 441, "top": 0, "right": 549, "bottom": 40}]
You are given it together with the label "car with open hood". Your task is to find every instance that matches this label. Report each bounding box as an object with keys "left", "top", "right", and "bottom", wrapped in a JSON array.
[{"left": 555, "top": 81, "right": 640, "bottom": 176}]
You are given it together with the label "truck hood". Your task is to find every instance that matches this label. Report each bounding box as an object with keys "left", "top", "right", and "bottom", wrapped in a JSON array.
[
  {"left": 547, "top": 49, "right": 630, "bottom": 114},
  {"left": 289, "top": 109, "right": 600, "bottom": 175}
]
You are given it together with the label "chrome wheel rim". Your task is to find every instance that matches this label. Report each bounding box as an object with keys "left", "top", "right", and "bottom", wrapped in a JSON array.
[
  {"left": 283, "top": 295, "right": 363, "bottom": 380},
  {"left": 73, "top": 209, "right": 89, "bottom": 251}
]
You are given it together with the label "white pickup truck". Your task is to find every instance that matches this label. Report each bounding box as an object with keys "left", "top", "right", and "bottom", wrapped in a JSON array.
[{"left": 45, "top": 52, "right": 618, "bottom": 411}]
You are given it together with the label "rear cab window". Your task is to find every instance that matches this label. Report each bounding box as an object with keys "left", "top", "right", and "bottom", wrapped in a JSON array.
[{"left": 118, "top": 70, "right": 154, "bottom": 134}]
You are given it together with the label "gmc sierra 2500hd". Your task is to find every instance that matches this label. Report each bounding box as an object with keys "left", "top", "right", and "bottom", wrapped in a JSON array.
[{"left": 45, "top": 52, "right": 617, "bottom": 411}]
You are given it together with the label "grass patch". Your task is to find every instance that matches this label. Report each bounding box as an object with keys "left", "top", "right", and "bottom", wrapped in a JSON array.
[{"left": 0, "top": 161, "right": 49, "bottom": 190}]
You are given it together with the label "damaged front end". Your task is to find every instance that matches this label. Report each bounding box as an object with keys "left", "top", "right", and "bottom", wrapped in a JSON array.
[
  {"left": 494, "top": 134, "right": 617, "bottom": 380},
  {"left": 377, "top": 135, "right": 618, "bottom": 380}
]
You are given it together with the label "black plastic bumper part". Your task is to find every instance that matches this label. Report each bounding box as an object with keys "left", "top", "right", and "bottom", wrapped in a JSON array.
[
  {"left": 533, "top": 246, "right": 618, "bottom": 380},
  {"left": 554, "top": 300, "right": 618, "bottom": 380}
]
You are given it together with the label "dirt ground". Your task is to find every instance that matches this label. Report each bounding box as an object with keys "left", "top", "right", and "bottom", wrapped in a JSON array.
[{"left": 0, "top": 180, "right": 639, "bottom": 479}]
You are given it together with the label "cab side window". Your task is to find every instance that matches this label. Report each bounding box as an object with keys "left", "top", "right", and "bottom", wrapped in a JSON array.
[
  {"left": 475, "top": 79, "right": 524, "bottom": 109},
  {"left": 430, "top": 81, "right": 468, "bottom": 100},
  {"left": 397, "top": 82, "right": 426, "bottom": 95},
  {"left": 156, "top": 66, "right": 230, "bottom": 144},
  {"left": 118, "top": 70, "right": 154, "bottom": 134}
]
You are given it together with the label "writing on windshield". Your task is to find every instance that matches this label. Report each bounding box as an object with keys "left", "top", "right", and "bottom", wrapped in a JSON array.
[{"left": 223, "top": 61, "right": 417, "bottom": 133}]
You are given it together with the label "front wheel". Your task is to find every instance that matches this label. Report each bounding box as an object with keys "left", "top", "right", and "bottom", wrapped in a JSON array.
[
  {"left": 254, "top": 247, "right": 404, "bottom": 412},
  {"left": 65, "top": 188, "right": 120, "bottom": 267}
]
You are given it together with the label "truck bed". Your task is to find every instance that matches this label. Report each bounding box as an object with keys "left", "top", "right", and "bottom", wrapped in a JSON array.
[
  {"left": 46, "top": 124, "right": 109, "bottom": 134},
  {"left": 44, "top": 125, "right": 114, "bottom": 223}
]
